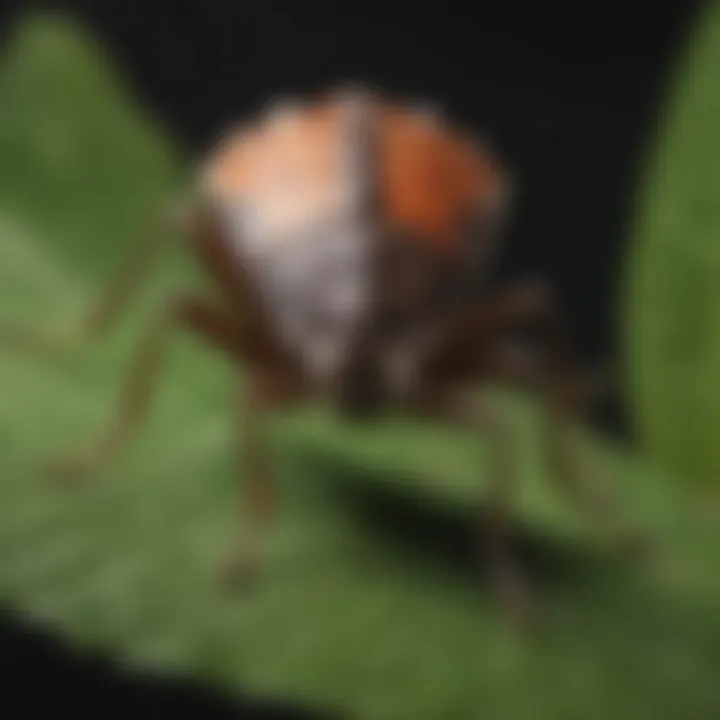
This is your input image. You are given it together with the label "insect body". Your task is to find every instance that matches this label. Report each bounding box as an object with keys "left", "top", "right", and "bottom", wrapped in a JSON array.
[
  {"left": 198, "top": 88, "right": 510, "bottom": 415},
  {"left": 10, "top": 86, "right": 641, "bottom": 624}
]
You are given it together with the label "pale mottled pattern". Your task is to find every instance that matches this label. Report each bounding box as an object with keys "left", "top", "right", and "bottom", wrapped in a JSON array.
[{"left": 210, "top": 94, "right": 375, "bottom": 381}]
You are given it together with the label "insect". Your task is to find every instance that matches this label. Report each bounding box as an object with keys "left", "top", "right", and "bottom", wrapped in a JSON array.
[{"left": 7, "top": 85, "right": 641, "bottom": 624}]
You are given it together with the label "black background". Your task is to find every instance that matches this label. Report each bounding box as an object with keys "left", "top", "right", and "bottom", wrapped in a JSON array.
[{"left": 0, "top": 1, "right": 703, "bottom": 717}]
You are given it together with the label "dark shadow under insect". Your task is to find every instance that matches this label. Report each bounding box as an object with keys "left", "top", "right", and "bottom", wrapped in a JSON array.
[{"left": 298, "top": 451, "right": 623, "bottom": 594}]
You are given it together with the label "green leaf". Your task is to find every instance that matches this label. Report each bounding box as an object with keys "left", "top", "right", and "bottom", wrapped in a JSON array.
[{"left": 626, "top": 3, "right": 720, "bottom": 492}]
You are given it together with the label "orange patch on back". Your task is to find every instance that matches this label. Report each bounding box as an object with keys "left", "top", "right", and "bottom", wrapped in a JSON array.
[{"left": 200, "top": 91, "right": 507, "bottom": 256}]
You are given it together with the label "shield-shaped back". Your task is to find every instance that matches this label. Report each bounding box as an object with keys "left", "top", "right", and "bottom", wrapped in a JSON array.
[{"left": 198, "top": 86, "right": 511, "bottom": 406}]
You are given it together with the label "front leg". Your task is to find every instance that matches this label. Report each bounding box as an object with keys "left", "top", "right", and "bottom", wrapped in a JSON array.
[{"left": 220, "top": 370, "right": 303, "bottom": 588}]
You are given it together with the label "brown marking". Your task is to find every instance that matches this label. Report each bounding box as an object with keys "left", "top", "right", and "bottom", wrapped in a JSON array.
[{"left": 188, "top": 203, "right": 293, "bottom": 364}]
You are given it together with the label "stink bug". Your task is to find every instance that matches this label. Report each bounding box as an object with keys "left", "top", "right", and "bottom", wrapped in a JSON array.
[{"left": 6, "top": 85, "right": 641, "bottom": 624}]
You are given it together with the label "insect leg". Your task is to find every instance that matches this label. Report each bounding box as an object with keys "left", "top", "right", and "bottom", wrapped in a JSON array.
[
  {"left": 478, "top": 397, "right": 533, "bottom": 626},
  {"left": 425, "top": 386, "right": 533, "bottom": 627},
  {"left": 480, "top": 280, "right": 644, "bottom": 554},
  {"left": 1, "top": 200, "right": 189, "bottom": 358},
  {"left": 219, "top": 372, "right": 291, "bottom": 587},
  {"left": 46, "top": 292, "right": 244, "bottom": 484}
]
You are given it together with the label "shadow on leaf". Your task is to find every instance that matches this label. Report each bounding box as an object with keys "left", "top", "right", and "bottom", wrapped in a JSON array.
[{"left": 298, "top": 450, "right": 620, "bottom": 594}]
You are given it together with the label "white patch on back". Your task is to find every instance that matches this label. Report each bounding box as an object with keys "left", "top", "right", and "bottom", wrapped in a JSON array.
[{"left": 216, "top": 93, "right": 376, "bottom": 380}]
